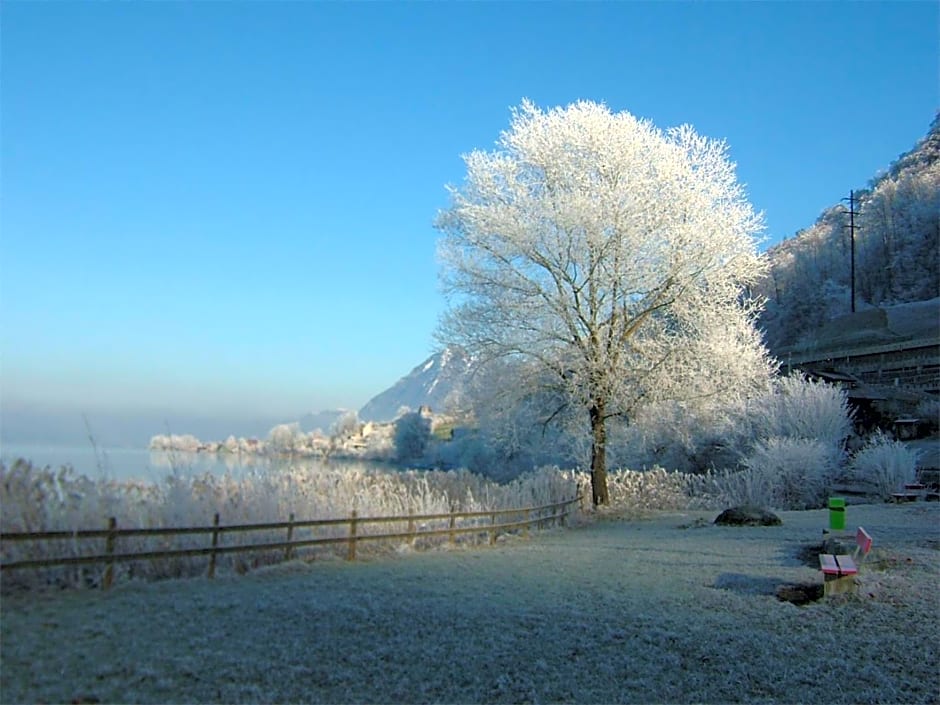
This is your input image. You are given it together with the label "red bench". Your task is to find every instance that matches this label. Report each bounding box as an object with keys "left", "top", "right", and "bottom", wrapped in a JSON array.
[{"left": 819, "top": 526, "right": 873, "bottom": 596}]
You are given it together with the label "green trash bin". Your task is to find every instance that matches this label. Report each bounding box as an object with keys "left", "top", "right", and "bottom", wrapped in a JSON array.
[{"left": 828, "top": 497, "right": 846, "bottom": 531}]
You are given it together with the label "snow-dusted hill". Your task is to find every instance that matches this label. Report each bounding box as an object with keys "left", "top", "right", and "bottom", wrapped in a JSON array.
[
  {"left": 358, "top": 347, "right": 471, "bottom": 423},
  {"left": 756, "top": 114, "right": 939, "bottom": 351}
]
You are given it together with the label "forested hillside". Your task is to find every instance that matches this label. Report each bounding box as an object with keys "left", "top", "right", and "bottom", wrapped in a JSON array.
[{"left": 756, "top": 114, "right": 940, "bottom": 351}]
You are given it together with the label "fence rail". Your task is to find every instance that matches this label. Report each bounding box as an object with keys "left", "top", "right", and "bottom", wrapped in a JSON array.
[{"left": 1, "top": 496, "right": 582, "bottom": 589}]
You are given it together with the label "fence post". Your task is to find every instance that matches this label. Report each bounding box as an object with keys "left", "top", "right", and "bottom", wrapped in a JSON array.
[
  {"left": 285, "top": 513, "right": 295, "bottom": 562},
  {"left": 208, "top": 513, "right": 220, "bottom": 579},
  {"left": 489, "top": 513, "right": 497, "bottom": 546},
  {"left": 407, "top": 513, "right": 416, "bottom": 547},
  {"left": 449, "top": 504, "right": 456, "bottom": 546},
  {"left": 523, "top": 508, "right": 530, "bottom": 538},
  {"left": 102, "top": 517, "right": 117, "bottom": 591},
  {"left": 347, "top": 510, "right": 358, "bottom": 561},
  {"left": 560, "top": 500, "right": 567, "bottom": 528}
]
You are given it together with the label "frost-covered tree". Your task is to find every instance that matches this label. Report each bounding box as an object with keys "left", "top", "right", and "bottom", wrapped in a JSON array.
[
  {"left": 437, "top": 100, "right": 768, "bottom": 504},
  {"left": 222, "top": 435, "right": 239, "bottom": 453},
  {"left": 394, "top": 411, "right": 432, "bottom": 463},
  {"left": 267, "top": 423, "right": 301, "bottom": 453},
  {"left": 330, "top": 411, "right": 361, "bottom": 439}
]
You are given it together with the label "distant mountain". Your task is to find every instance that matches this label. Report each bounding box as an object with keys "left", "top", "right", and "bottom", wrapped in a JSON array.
[
  {"left": 358, "top": 347, "right": 471, "bottom": 423},
  {"left": 756, "top": 113, "right": 939, "bottom": 352}
]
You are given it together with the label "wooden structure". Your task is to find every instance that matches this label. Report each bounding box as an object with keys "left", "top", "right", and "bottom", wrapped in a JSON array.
[
  {"left": 819, "top": 526, "right": 873, "bottom": 596},
  {"left": 1, "top": 495, "right": 580, "bottom": 590},
  {"left": 785, "top": 336, "right": 939, "bottom": 395},
  {"left": 891, "top": 483, "right": 927, "bottom": 503}
]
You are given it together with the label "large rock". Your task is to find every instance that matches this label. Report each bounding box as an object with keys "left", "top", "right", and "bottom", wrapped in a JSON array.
[{"left": 714, "top": 506, "right": 782, "bottom": 527}]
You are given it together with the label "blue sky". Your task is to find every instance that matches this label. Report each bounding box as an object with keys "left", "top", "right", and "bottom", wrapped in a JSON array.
[{"left": 1, "top": 1, "right": 937, "bottom": 443}]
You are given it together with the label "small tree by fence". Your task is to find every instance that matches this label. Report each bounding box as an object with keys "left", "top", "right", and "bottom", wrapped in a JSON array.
[{"left": 1, "top": 496, "right": 581, "bottom": 591}]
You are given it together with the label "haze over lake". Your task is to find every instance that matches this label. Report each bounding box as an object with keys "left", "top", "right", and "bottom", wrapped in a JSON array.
[{"left": 0, "top": 444, "right": 389, "bottom": 484}]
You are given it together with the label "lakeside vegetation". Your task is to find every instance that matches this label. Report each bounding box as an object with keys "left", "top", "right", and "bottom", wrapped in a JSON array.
[{"left": 2, "top": 398, "right": 925, "bottom": 591}]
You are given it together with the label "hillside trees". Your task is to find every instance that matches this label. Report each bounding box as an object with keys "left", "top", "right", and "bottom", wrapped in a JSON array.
[
  {"left": 436, "top": 100, "right": 770, "bottom": 505},
  {"left": 757, "top": 114, "right": 940, "bottom": 348},
  {"left": 858, "top": 165, "right": 940, "bottom": 303}
]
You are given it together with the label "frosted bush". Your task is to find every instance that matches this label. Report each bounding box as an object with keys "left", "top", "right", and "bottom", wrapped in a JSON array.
[
  {"left": 721, "top": 437, "right": 839, "bottom": 510},
  {"left": 711, "top": 467, "right": 777, "bottom": 510},
  {"left": 749, "top": 374, "right": 853, "bottom": 448},
  {"left": 601, "top": 375, "right": 851, "bottom": 478},
  {"left": 850, "top": 432, "right": 920, "bottom": 498},
  {"left": 606, "top": 467, "right": 694, "bottom": 511},
  {"left": 607, "top": 404, "right": 747, "bottom": 475},
  {"left": 566, "top": 466, "right": 733, "bottom": 514},
  {"left": 504, "top": 467, "right": 584, "bottom": 510}
]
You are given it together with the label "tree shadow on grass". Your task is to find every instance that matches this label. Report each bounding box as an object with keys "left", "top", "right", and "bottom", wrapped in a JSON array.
[{"left": 778, "top": 540, "right": 825, "bottom": 568}]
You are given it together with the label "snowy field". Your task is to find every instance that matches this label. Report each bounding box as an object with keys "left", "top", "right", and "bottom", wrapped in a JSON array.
[{"left": 2, "top": 502, "right": 938, "bottom": 705}]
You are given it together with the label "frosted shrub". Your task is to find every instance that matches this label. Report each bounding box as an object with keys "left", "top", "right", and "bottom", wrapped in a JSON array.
[
  {"left": 725, "top": 437, "right": 838, "bottom": 510},
  {"left": 850, "top": 432, "right": 920, "bottom": 498},
  {"left": 606, "top": 467, "right": 693, "bottom": 511},
  {"left": 569, "top": 466, "right": 732, "bottom": 514},
  {"left": 608, "top": 403, "right": 748, "bottom": 475},
  {"left": 605, "top": 375, "right": 853, "bottom": 479},
  {"left": 711, "top": 467, "right": 777, "bottom": 510},
  {"left": 749, "top": 374, "right": 853, "bottom": 448},
  {"left": 506, "top": 467, "right": 585, "bottom": 510}
]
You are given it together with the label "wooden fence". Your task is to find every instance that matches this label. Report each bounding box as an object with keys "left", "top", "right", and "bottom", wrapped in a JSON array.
[{"left": 0, "top": 495, "right": 582, "bottom": 590}]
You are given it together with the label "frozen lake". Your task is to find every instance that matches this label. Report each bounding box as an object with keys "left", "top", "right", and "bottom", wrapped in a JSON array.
[{"left": 0, "top": 444, "right": 388, "bottom": 483}]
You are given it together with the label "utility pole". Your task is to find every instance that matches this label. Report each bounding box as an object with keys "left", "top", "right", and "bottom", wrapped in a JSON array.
[{"left": 842, "top": 190, "right": 860, "bottom": 313}]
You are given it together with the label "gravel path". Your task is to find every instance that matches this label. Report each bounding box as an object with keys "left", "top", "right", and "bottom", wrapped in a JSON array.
[{"left": 2, "top": 502, "right": 938, "bottom": 704}]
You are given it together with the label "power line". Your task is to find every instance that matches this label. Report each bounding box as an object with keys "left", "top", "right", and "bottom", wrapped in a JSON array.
[{"left": 841, "top": 190, "right": 860, "bottom": 313}]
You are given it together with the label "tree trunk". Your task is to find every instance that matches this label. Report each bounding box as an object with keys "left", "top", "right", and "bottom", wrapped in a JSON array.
[{"left": 589, "top": 401, "right": 609, "bottom": 506}]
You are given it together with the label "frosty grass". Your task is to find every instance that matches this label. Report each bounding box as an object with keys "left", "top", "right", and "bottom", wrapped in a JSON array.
[{"left": 2, "top": 502, "right": 938, "bottom": 704}]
